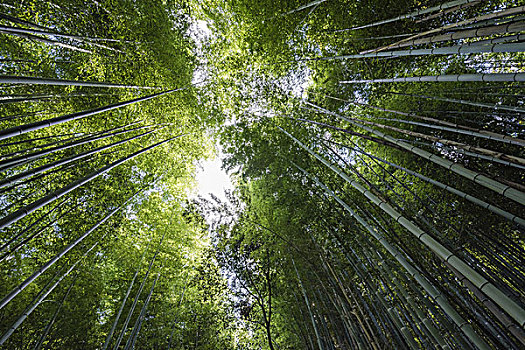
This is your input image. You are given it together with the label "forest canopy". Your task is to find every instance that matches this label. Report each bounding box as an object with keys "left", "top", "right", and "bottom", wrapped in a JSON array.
[{"left": 0, "top": 0, "right": 524, "bottom": 349}]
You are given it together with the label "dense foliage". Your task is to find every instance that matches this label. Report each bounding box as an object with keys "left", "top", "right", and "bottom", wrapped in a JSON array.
[{"left": 0, "top": 0, "right": 524, "bottom": 349}]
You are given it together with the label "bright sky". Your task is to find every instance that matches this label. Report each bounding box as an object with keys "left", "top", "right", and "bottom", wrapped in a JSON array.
[
  {"left": 188, "top": 19, "right": 233, "bottom": 201},
  {"left": 194, "top": 155, "right": 233, "bottom": 201}
]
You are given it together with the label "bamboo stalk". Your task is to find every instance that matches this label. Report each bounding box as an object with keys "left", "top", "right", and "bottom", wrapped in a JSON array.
[
  {"left": 293, "top": 163, "right": 492, "bottom": 350},
  {"left": 343, "top": 142, "right": 525, "bottom": 228},
  {"left": 0, "top": 202, "right": 81, "bottom": 263},
  {"left": 285, "top": 0, "right": 326, "bottom": 15},
  {"left": 0, "top": 89, "right": 177, "bottom": 142},
  {"left": 0, "top": 92, "right": 113, "bottom": 104},
  {"left": 340, "top": 0, "right": 479, "bottom": 31},
  {"left": 102, "top": 238, "right": 152, "bottom": 350},
  {"left": 374, "top": 257, "right": 446, "bottom": 349},
  {"left": 0, "top": 29, "right": 94, "bottom": 54},
  {"left": 0, "top": 12, "right": 51, "bottom": 31},
  {"left": 0, "top": 135, "right": 185, "bottom": 230},
  {"left": 0, "top": 122, "right": 145, "bottom": 167},
  {"left": 32, "top": 273, "right": 79, "bottom": 350},
  {"left": 124, "top": 272, "right": 161, "bottom": 350},
  {"left": 437, "top": 144, "right": 525, "bottom": 170},
  {"left": 468, "top": 33, "right": 525, "bottom": 46},
  {"left": 348, "top": 117, "right": 525, "bottom": 169},
  {"left": 368, "top": 5, "right": 525, "bottom": 54},
  {"left": 0, "top": 25, "right": 125, "bottom": 52},
  {"left": 331, "top": 33, "right": 412, "bottom": 39},
  {"left": 0, "top": 24, "right": 135, "bottom": 43},
  {"left": 0, "top": 198, "right": 69, "bottom": 254},
  {"left": 0, "top": 230, "right": 107, "bottom": 346},
  {"left": 166, "top": 279, "right": 189, "bottom": 350},
  {"left": 0, "top": 127, "right": 162, "bottom": 189},
  {"left": 309, "top": 41, "right": 525, "bottom": 62},
  {"left": 293, "top": 258, "right": 324, "bottom": 350},
  {"left": 0, "top": 190, "right": 140, "bottom": 310},
  {"left": 331, "top": 242, "right": 406, "bottom": 348},
  {"left": 415, "top": 0, "right": 481, "bottom": 23},
  {"left": 339, "top": 72, "right": 525, "bottom": 83},
  {"left": 445, "top": 262, "right": 525, "bottom": 346},
  {"left": 390, "top": 91, "right": 525, "bottom": 114},
  {"left": 285, "top": 130, "right": 525, "bottom": 327},
  {"left": 362, "top": 20, "right": 525, "bottom": 52},
  {"left": 0, "top": 132, "right": 83, "bottom": 148},
  {"left": 321, "top": 254, "right": 381, "bottom": 350},
  {"left": 0, "top": 125, "right": 150, "bottom": 172},
  {"left": 0, "top": 75, "right": 160, "bottom": 89},
  {"left": 342, "top": 100, "right": 525, "bottom": 147},
  {"left": 112, "top": 232, "right": 166, "bottom": 350},
  {"left": 306, "top": 102, "right": 525, "bottom": 205},
  {"left": 352, "top": 208, "right": 469, "bottom": 348}
]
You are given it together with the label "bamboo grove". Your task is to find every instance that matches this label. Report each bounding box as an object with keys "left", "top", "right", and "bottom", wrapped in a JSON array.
[{"left": 0, "top": 0, "right": 524, "bottom": 349}]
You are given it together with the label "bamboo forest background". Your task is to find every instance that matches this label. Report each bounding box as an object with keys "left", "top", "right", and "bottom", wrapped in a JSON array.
[{"left": 0, "top": 0, "right": 523, "bottom": 349}]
